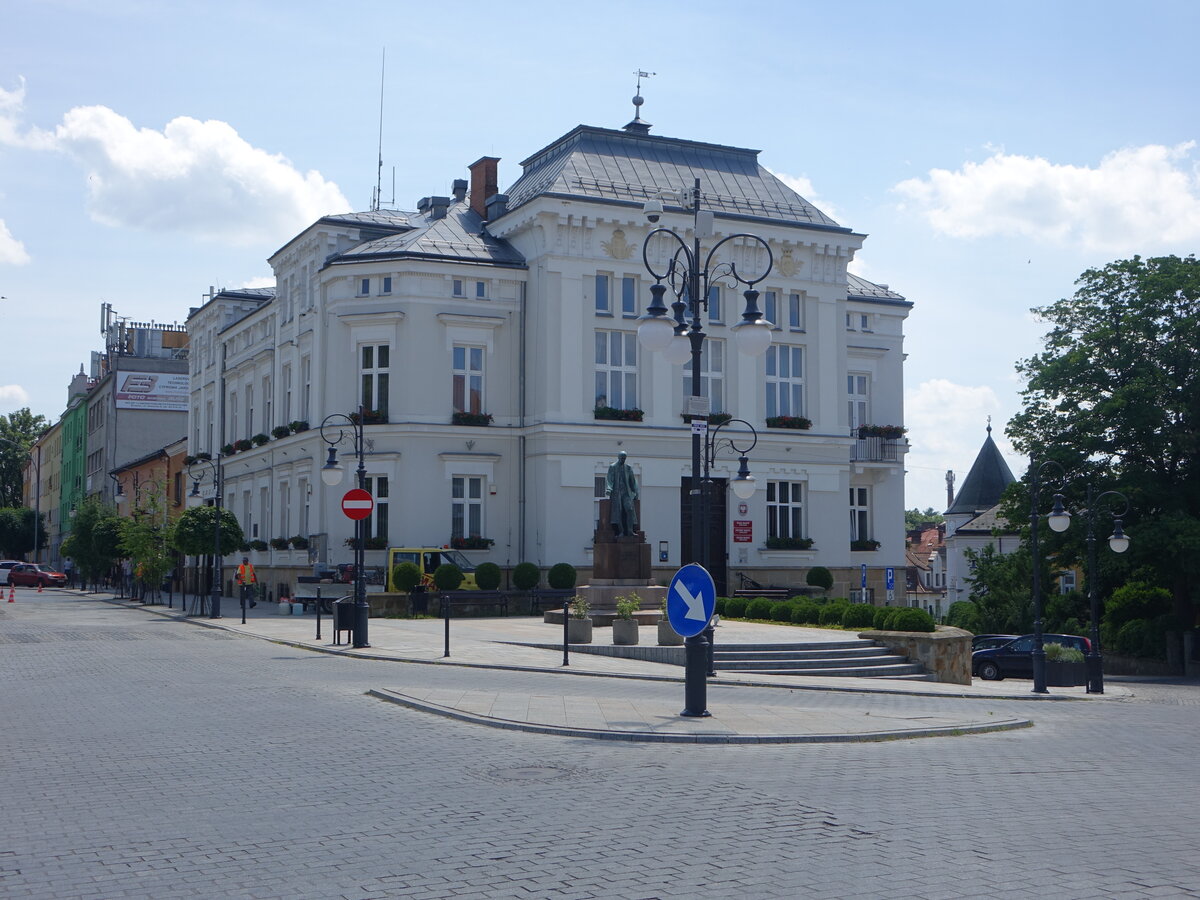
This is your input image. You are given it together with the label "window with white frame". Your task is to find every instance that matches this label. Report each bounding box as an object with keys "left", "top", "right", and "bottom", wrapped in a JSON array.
[
  {"left": 850, "top": 487, "right": 871, "bottom": 542},
  {"left": 848, "top": 373, "right": 870, "bottom": 431},
  {"left": 452, "top": 345, "right": 485, "bottom": 414},
  {"left": 707, "top": 284, "right": 722, "bottom": 323},
  {"left": 382, "top": 276, "right": 392, "bottom": 294},
  {"left": 359, "top": 277, "right": 370, "bottom": 296},
  {"left": 621, "top": 276, "right": 638, "bottom": 316},
  {"left": 475, "top": 280, "right": 487, "bottom": 299},
  {"left": 360, "top": 344, "right": 390, "bottom": 416},
  {"left": 263, "top": 376, "right": 272, "bottom": 433},
  {"left": 246, "top": 384, "right": 254, "bottom": 435},
  {"left": 453, "top": 279, "right": 465, "bottom": 297},
  {"left": 282, "top": 366, "right": 292, "bottom": 423},
  {"left": 299, "top": 477, "right": 310, "bottom": 535},
  {"left": 451, "top": 475, "right": 484, "bottom": 540},
  {"left": 682, "top": 338, "right": 724, "bottom": 412},
  {"left": 1058, "top": 570, "right": 1077, "bottom": 594},
  {"left": 594, "top": 474, "right": 607, "bottom": 530},
  {"left": 763, "top": 290, "right": 779, "bottom": 328},
  {"left": 229, "top": 392, "right": 238, "bottom": 441},
  {"left": 301, "top": 356, "right": 311, "bottom": 420},
  {"left": 788, "top": 292, "right": 805, "bottom": 330},
  {"left": 595, "top": 273, "right": 612, "bottom": 314},
  {"left": 595, "top": 330, "right": 638, "bottom": 410},
  {"left": 278, "top": 481, "right": 290, "bottom": 540},
  {"left": 766, "top": 481, "right": 805, "bottom": 540},
  {"left": 366, "top": 476, "right": 389, "bottom": 542},
  {"left": 846, "top": 311, "right": 871, "bottom": 331},
  {"left": 765, "top": 345, "right": 804, "bottom": 418}
]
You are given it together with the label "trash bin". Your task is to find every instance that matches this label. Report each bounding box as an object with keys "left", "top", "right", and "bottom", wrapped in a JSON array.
[
  {"left": 333, "top": 598, "right": 355, "bottom": 644},
  {"left": 410, "top": 586, "right": 428, "bottom": 616}
]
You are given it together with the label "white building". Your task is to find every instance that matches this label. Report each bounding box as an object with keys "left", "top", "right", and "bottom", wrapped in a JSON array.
[{"left": 187, "top": 119, "right": 912, "bottom": 599}]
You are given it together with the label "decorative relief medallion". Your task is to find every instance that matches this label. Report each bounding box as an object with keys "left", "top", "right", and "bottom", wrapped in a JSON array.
[
  {"left": 776, "top": 247, "right": 802, "bottom": 278},
  {"left": 602, "top": 228, "right": 634, "bottom": 260}
]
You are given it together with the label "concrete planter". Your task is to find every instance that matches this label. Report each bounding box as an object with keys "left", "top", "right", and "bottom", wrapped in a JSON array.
[
  {"left": 657, "top": 619, "right": 684, "bottom": 645},
  {"left": 276, "top": 601, "right": 291, "bottom": 615},
  {"left": 567, "top": 618, "right": 593, "bottom": 644},
  {"left": 612, "top": 618, "right": 639, "bottom": 645},
  {"left": 1045, "top": 660, "right": 1086, "bottom": 687},
  {"left": 291, "top": 603, "right": 305, "bottom": 615}
]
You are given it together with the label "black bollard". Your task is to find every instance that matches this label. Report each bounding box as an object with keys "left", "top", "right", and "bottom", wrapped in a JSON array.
[
  {"left": 443, "top": 595, "right": 451, "bottom": 658},
  {"left": 681, "top": 633, "right": 711, "bottom": 717},
  {"left": 315, "top": 587, "right": 322, "bottom": 641},
  {"left": 562, "top": 599, "right": 570, "bottom": 666}
]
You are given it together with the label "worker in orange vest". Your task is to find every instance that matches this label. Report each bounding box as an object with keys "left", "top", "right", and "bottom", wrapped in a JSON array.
[{"left": 236, "top": 557, "right": 258, "bottom": 609}]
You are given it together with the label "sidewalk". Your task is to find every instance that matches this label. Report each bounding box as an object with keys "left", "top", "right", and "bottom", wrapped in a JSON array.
[{"left": 89, "top": 589, "right": 1127, "bottom": 743}]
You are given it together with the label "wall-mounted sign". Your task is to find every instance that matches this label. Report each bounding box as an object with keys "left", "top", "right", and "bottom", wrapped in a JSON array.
[
  {"left": 114, "top": 371, "right": 189, "bottom": 411},
  {"left": 733, "top": 520, "right": 753, "bottom": 543}
]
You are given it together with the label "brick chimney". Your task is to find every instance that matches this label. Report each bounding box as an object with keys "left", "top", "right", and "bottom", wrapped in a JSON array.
[{"left": 469, "top": 156, "right": 500, "bottom": 219}]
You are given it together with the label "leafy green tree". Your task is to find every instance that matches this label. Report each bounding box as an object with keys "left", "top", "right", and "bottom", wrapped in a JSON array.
[
  {"left": 1008, "top": 255, "right": 1200, "bottom": 625},
  {"left": 904, "top": 507, "right": 945, "bottom": 531},
  {"left": 172, "top": 505, "right": 244, "bottom": 557},
  {"left": 0, "top": 506, "right": 45, "bottom": 557},
  {"left": 119, "top": 511, "right": 174, "bottom": 595},
  {"left": 63, "top": 499, "right": 123, "bottom": 586},
  {"left": 0, "top": 408, "right": 48, "bottom": 508},
  {"left": 964, "top": 544, "right": 1056, "bottom": 635}
]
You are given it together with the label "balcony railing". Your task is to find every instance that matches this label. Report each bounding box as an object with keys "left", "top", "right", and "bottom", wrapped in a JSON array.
[{"left": 851, "top": 436, "right": 902, "bottom": 462}]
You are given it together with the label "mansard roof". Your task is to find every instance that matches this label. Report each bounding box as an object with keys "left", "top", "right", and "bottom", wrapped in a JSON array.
[
  {"left": 946, "top": 426, "right": 1017, "bottom": 516},
  {"left": 325, "top": 201, "right": 526, "bottom": 270},
  {"left": 847, "top": 273, "right": 910, "bottom": 306},
  {"left": 501, "top": 124, "right": 850, "bottom": 232}
]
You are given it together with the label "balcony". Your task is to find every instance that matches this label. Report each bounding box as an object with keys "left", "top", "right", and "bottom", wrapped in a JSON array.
[{"left": 851, "top": 436, "right": 902, "bottom": 462}]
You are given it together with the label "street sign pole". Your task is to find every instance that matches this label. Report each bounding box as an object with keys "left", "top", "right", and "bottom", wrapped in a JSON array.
[{"left": 668, "top": 563, "right": 717, "bottom": 717}]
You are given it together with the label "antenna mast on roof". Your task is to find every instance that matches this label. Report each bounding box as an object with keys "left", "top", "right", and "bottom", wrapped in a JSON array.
[{"left": 372, "top": 48, "right": 386, "bottom": 211}]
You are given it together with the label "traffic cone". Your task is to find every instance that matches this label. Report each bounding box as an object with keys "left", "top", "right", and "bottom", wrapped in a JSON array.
[
  {"left": 37, "top": 581, "right": 43, "bottom": 593},
  {"left": 7, "top": 586, "right": 14, "bottom": 602}
]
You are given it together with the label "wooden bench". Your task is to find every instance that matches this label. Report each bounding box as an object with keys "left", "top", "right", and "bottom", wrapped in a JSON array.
[
  {"left": 526, "top": 589, "right": 575, "bottom": 615},
  {"left": 290, "top": 586, "right": 348, "bottom": 614},
  {"left": 438, "top": 591, "right": 508, "bottom": 617}
]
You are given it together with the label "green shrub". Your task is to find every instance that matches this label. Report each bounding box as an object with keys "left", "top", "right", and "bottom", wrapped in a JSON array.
[
  {"left": 746, "top": 597, "right": 774, "bottom": 620},
  {"left": 433, "top": 563, "right": 464, "bottom": 591},
  {"left": 474, "top": 562, "right": 502, "bottom": 591},
  {"left": 819, "top": 605, "right": 846, "bottom": 626},
  {"left": 805, "top": 566, "right": 834, "bottom": 592},
  {"left": 872, "top": 606, "right": 892, "bottom": 630},
  {"left": 714, "top": 597, "right": 727, "bottom": 616},
  {"left": 841, "top": 603, "right": 877, "bottom": 629},
  {"left": 391, "top": 562, "right": 422, "bottom": 593},
  {"left": 724, "top": 597, "right": 748, "bottom": 618},
  {"left": 614, "top": 593, "right": 641, "bottom": 619},
  {"left": 1105, "top": 581, "right": 1172, "bottom": 633},
  {"left": 887, "top": 608, "right": 936, "bottom": 633},
  {"left": 791, "top": 600, "right": 820, "bottom": 625},
  {"left": 512, "top": 562, "right": 540, "bottom": 591},
  {"left": 547, "top": 562, "right": 577, "bottom": 590},
  {"left": 945, "top": 600, "right": 977, "bottom": 630},
  {"left": 1044, "top": 642, "right": 1084, "bottom": 663},
  {"left": 769, "top": 601, "right": 794, "bottom": 622}
]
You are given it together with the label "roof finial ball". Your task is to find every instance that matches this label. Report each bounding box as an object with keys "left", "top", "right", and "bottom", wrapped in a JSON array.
[{"left": 624, "top": 69, "right": 655, "bottom": 135}]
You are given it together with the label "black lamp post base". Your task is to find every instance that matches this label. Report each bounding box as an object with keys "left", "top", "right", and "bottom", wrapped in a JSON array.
[{"left": 1086, "top": 654, "right": 1104, "bottom": 693}]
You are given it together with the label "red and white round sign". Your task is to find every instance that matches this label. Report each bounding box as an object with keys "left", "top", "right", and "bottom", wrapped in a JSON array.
[{"left": 341, "top": 488, "right": 374, "bottom": 520}]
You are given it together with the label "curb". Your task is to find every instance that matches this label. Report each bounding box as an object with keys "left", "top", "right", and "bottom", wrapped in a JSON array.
[{"left": 367, "top": 688, "right": 1034, "bottom": 744}]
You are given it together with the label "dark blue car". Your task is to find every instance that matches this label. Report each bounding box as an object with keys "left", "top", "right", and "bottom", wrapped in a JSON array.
[{"left": 973, "top": 633, "right": 1091, "bottom": 681}]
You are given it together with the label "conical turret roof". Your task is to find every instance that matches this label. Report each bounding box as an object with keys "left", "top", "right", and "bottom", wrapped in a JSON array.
[{"left": 946, "top": 424, "right": 1015, "bottom": 515}]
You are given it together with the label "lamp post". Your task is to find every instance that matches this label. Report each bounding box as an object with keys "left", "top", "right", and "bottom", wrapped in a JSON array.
[
  {"left": 1027, "top": 459, "right": 1066, "bottom": 694},
  {"left": 187, "top": 458, "right": 223, "bottom": 620},
  {"left": 320, "top": 407, "right": 369, "bottom": 649},
  {"left": 1046, "top": 484, "right": 1130, "bottom": 694},
  {"left": 701, "top": 418, "right": 759, "bottom": 573},
  {"left": 638, "top": 179, "right": 772, "bottom": 717}
]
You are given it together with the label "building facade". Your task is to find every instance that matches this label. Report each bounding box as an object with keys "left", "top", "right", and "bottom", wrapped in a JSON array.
[{"left": 189, "top": 120, "right": 912, "bottom": 598}]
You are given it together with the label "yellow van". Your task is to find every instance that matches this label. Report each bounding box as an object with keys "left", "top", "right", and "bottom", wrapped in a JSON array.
[{"left": 385, "top": 547, "right": 479, "bottom": 591}]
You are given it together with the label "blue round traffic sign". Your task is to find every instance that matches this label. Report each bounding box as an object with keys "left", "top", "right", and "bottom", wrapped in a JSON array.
[{"left": 666, "top": 563, "right": 716, "bottom": 638}]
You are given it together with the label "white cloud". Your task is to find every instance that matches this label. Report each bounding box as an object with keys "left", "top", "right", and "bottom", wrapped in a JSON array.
[
  {"left": 772, "top": 170, "right": 840, "bottom": 224},
  {"left": 0, "top": 219, "right": 30, "bottom": 265},
  {"left": 1, "top": 82, "right": 351, "bottom": 246},
  {"left": 236, "top": 276, "right": 276, "bottom": 290},
  {"left": 893, "top": 143, "right": 1200, "bottom": 252},
  {"left": 903, "top": 378, "right": 1022, "bottom": 512},
  {"left": 0, "top": 384, "right": 31, "bottom": 410}
]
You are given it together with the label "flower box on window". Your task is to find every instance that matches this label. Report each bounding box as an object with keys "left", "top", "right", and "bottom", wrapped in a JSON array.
[
  {"left": 594, "top": 406, "right": 644, "bottom": 422},
  {"left": 288, "top": 420, "right": 309, "bottom": 433},
  {"left": 252, "top": 433, "right": 270, "bottom": 446},
  {"left": 766, "top": 416, "right": 813, "bottom": 430},
  {"left": 269, "top": 538, "right": 289, "bottom": 550},
  {"left": 856, "top": 424, "right": 906, "bottom": 440},
  {"left": 221, "top": 444, "right": 235, "bottom": 456},
  {"left": 350, "top": 410, "right": 388, "bottom": 425},
  {"left": 272, "top": 425, "right": 291, "bottom": 440},
  {"left": 681, "top": 413, "right": 732, "bottom": 426},
  {"left": 235, "top": 438, "right": 253, "bottom": 452},
  {"left": 248, "top": 539, "right": 268, "bottom": 552},
  {"left": 451, "top": 536, "right": 495, "bottom": 550},
  {"left": 851, "top": 539, "right": 881, "bottom": 551},
  {"left": 344, "top": 536, "right": 388, "bottom": 550},
  {"left": 451, "top": 411, "right": 494, "bottom": 426},
  {"left": 288, "top": 535, "right": 309, "bottom": 550},
  {"left": 765, "top": 536, "right": 814, "bottom": 550}
]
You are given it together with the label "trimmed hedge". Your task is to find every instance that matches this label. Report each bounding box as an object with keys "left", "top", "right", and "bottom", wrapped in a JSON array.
[
  {"left": 769, "top": 601, "right": 794, "bottom": 622},
  {"left": 806, "top": 566, "right": 834, "bottom": 591},
  {"left": 885, "top": 607, "right": 936, "bottom": 633},
  {"left": 547, "top": 562, "right": 577, "bottom": 590},
  {"left": 433, "top": 563, "right": 464, "bottom": 591},
  {"left": 714, "top": 597, "right": 727, "bottom": 615},
  {"left": 945, "top": 600, "right": 976, "bottom": 630},
  {"left": 474, "top": 562, "right": 502, "bottom": 591},
  {"left": 841, "top": 603, "right": 877, "bottom": 629},
  {"left": 791, "top": 600, "right": 821, "bottom": 625},
  {"left": 512, "top": 562, "right": 540, "bottom": 591},
  {"left": 746, "top": 597, "right": 774, "bottom": 620},
  {"left": 872, "top": 606, "right": 893, "bottom": 630},
  {"left": 724, "top": 597, "right": 748, "bottom": 618},
  {"left": 819, "top": 604, "right": 847, "bottom": 626}
]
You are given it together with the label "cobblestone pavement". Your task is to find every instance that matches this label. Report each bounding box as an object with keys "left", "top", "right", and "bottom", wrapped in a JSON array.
[{"left": 3, "top": 592, "right": 1199, "bottom": 899}]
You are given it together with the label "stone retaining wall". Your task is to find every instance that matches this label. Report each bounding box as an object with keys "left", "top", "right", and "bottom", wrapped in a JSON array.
[{"left": 859, "top": 625, "right": 973, "bottom": 684}]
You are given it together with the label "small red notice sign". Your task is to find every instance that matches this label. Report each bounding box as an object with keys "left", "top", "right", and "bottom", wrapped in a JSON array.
[{"left": 733, "top": 520, "right": 753, "bottom": 543}]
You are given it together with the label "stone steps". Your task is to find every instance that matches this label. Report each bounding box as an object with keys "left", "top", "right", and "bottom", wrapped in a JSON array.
[{"left": 712, "top": 639, "right": 925, "bottom": 678}]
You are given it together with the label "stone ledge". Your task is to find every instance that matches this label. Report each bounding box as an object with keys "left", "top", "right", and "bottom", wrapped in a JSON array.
[{"left": 858, "top": 625, "right": 972, "bottom": 685}]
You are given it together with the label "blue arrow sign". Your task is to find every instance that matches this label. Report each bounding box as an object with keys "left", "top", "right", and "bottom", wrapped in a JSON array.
[
  {"left": 886, "top": 567, "right": 895, "bottom": 591},
  {"left": 666, "top": 563, "right": 716, "bottom": 638}
]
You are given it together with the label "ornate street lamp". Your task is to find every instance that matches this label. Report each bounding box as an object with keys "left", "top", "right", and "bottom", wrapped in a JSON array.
[
  {"left": 320, "top": 407, "right": 370, "bottom": 649},
  {"left": 638, "top": 179, "right": 772, "bottom": 717},
  {"left": 188, "top": 457, "right": 224, "bottom": 620},
  {"left": 1046, "top": 484, "right": 1130, "bottom": 694}
]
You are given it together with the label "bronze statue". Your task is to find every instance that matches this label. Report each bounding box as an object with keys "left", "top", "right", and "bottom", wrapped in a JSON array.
[{"left": 605, "top": 450, "right": 639, "bottom": 536}]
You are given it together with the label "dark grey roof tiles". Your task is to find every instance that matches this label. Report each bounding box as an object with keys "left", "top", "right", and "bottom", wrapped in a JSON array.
[
  {"left": 329, "top": 203, "right": 525, "bottom": 268},
  {"left": 215, "top": 287, "right": 276, "bottom": 302},
  {"left": 502, "top": 125, "right": 847, "bottom": 231},
  {"left": 847, "top": 273, "right": 907, "bottom": 302},
  {"left": 946, "top": 429, "right": 1017, "bottom": 516}
]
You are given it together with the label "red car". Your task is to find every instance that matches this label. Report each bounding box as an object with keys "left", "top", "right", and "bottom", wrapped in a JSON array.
[{"left": 8, "top": 564, "right": 67, "bottom": 588}]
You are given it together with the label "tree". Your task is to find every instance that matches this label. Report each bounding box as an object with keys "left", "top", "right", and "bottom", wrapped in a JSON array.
[
  {"left": 0, "top": 506, "right": 45, "bottom": 558},
  {"left": 0, "top": 408, "right": 48, "bottom": 508},
  {"left": 119, "top": 506, "right": 174, "bottom": 596},
  {"left": 63, "top": 499, "right": 123, "bottom": 586},
  {"left": 1008, "top": 255, "right": 1200, "bottom": 624},
  {"left": 964, "top": 543, "right": 1057, "bottom": 635},
  {"left": 172, "top": 506, "right": 244, "bottom": 557},
  {"left": 904, "top": 508, "right": 945, "bottom": 531}
]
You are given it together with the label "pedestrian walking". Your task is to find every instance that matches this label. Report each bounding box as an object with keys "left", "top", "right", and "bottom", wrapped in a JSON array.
[{"left": 236, "top": 557, "right": 257, "bottom": 608}]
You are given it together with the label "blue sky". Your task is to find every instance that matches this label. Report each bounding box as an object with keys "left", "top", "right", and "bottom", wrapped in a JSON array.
[{"left": 2, "top": 0, "right": 1197, "bottom": 512}]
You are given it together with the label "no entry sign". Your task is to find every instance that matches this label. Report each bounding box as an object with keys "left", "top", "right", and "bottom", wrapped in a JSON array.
[{"left": 341, "top": 488, "right": 374, "bottom": 520}]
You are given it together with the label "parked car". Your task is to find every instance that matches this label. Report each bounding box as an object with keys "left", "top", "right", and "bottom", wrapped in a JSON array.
[
  {"left": 8, "top": 563, "right": 67, "bottom": 588},
  {"left": 972, "top": 634, "right": 1019, "bottom": 652},
  {"left": 973, "top": 633, "right": 1092, "bottom": 680},
  {"left": 0, "top": 560, "right": 23, "bottom": 585}
]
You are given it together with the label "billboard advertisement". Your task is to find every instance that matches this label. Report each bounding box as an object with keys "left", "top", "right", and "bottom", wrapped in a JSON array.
[{"left": 114, "top": 371, "right": 189, "bottom": 411}]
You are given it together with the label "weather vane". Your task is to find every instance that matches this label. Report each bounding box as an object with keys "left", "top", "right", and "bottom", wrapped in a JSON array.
[{"left": 632, "top": 68, "right": 655, "bottom": 119}]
